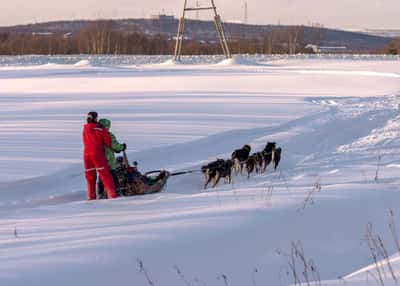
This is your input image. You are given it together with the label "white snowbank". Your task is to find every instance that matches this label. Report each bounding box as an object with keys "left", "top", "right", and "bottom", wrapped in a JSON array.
[
  {"left": 73, "top": 59, "right": 91, "bottom": 67},
  {"left": 216, "top": 56, "right": 258, "bottom": 66},
  {"left": 159, "top": 58, "right": 178, "bottom": 66}
]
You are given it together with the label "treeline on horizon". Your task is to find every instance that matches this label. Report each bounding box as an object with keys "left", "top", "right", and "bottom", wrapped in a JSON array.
[{"left": 0, "top": 20, "right": 399, "bottom": 55}]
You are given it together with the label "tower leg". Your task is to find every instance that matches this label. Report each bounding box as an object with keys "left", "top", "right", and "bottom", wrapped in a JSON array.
[
  {"left": 214, "top": 15, "right": 231, "bottom": 59},
  {"left": 174, "top": 0, "right": 188, "bottom": 61},
  {"left": 174, "top": 0, "right": 231, "bottom": 61},
  {"left": 174, "top": 17, "right": 185, "bottom": 61}
]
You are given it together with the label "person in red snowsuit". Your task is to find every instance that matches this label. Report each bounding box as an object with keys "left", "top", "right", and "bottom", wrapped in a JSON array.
[{"left": 82, "top": 111, "right": 118, "bottom": 200}]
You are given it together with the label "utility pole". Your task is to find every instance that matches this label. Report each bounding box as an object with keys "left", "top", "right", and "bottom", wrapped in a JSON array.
[
  {"left": 244, "top": 1, "right": 248, "bottom": 24},
  {"left": 196, "top": 1, "right": 200, "bottom": 20},
  {"left": 174, "top": 0, "right": 231, "bottom": 61}
]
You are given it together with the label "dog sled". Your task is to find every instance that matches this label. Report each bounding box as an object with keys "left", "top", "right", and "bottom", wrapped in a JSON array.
[
  {"left": 115, "top": 152, "right": 170, "bottom": 196},
  {"left": 120, "top": 170, "right": 169, "bottom": 196}
]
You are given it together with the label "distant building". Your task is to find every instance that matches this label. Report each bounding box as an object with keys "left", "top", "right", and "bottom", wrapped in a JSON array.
[
  {"left": 32, "top": 32, "right": 53, "bottom": 36},
  {"left": 63, "top": 32, "right": 73, "bottom": 39},
  {"left": 306, "top": 44, "right": 347, "bottom": 54},
  {"left": 150, "top": 14, "right": 175, "bottom": 22}
]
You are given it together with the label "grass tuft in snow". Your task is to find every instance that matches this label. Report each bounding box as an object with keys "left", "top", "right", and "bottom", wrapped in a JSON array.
[
  {"left": 217, "top": 274, "right": 230, "bottom": 286},
  {"left": 362, "top": 214, "right": 400, "bottom": 286},
  {"left": 137, "top": 258, "right": 156, "bottom": 286},
  {"left": 298, "top": 178, "right": 323, "bottom": 212},
  {"left": 174, "top": 266, "right": 192, "bottom": 286},
  {"left": 277, "top": 241, "right": 322, "bottom": 286},
  {"left": 389, "top": 210, "right": 400, "bottom": 253}
]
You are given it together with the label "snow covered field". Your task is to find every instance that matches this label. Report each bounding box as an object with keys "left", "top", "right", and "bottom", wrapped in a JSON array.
[{"left": 1, "top": 55, "right": 400, "bottom": 286}]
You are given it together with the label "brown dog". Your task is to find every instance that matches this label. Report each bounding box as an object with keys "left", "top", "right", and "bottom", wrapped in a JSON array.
[{"left": 202, "top": 159, "right": 234, "bottom": 189}]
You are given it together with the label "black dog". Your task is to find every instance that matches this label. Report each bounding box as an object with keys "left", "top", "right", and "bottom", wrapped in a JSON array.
[
  {"left": 254, "top": 152, "right": 264, "bottom": 172},
  {"left": 273, "top": 147, "right": 282, "bottom": 170},
  {"left": 262, "top": 142, "right": 276, "bottom": 171},
  {"left": 246, "top": 152, "right": 264, "bottom": 178},
  {"left": 201, "top": 159, "right": 233, "bottom": 189},
  {"left": 220, "top": 159, "right": 234, "bottom": 184},
  {"left": 231, "top": 144, "right": 251, "bottom": 175},
  {"left": 245, "top": 154, "right": 256, "bottom": 179}
]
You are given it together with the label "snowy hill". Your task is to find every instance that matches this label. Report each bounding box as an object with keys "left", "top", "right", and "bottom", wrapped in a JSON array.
[
  {"left": 1, "top": 55, "right": 400, "bottom": 285},
  {"left": 349, "top": 28, "right": 400, "bottom": 39},
  {"left": 0, "top": 19, "right": 392, "bottom": 52}
]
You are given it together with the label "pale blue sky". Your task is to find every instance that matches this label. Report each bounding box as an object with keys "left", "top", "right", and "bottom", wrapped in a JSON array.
[{"left": 1, "top": 0, "right": 399, "bottom": 29}]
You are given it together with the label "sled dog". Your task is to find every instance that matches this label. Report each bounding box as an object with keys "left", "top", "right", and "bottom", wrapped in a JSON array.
[
  {"left": 231, "top": 144, "right": 251, "bottom": 175},
  {"left": 201, "top": 159, "right": 234, "bottom": 189}
]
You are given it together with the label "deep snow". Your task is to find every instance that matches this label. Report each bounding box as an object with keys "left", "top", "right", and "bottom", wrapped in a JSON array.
[{"left": 0, "top": 55, "right": 400, "bottom": 286}]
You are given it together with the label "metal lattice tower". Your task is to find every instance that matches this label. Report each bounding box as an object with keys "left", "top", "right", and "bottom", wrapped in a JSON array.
[{"left": 174, "top": 0, "right": 232, "bottom": 61}]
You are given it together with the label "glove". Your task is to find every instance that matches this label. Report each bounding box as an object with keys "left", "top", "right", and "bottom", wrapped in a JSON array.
[{"left": 122, "top": 143, "right": 127, "bottom": 151}]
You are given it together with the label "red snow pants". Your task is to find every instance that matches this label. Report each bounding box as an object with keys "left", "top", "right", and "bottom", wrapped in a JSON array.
[{"left": 84, "top": 153, "right": 117, "bottom": 200}]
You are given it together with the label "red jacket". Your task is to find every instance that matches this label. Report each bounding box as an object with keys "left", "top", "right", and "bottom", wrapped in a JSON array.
[{"left": 82, "top": 123, "right": 112, "bottom": 156}]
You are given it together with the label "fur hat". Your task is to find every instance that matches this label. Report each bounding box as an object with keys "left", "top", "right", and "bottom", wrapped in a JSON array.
[{"left": 86, "top": 111, "right": 98, "bottom": 123}]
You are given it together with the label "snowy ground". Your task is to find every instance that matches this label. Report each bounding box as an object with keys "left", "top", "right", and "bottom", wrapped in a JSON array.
[{"left": 1, "top": 55, "right": 400, "bottom": 286}]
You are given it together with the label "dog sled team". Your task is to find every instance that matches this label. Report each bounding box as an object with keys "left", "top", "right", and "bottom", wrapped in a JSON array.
[
  {"left": 82, "top": 110, "right": 282, "bottom": 201},
  {"left": 201, "top": 143, "right": 282, "bottom": 189},
  {"left": 82, "top": 111, "right": 169, "bottom": 201}
]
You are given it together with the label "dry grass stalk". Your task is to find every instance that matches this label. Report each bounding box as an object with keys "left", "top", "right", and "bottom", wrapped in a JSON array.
[
  {"left": 375, "top": 154, "right": 382, "bottom": 182},
  {"left": 251, "top": 268, "right": 259, "bottom": 286},
  {"left": 174, "top": 266, "right": 192, "bottom": 286},
  {"left": 389, "top": 209, "right": 400, "bottom": 253},
  {"left": 137, "top": 258, "right": 156, "bottom": 286},
  {"left": 365, "top": 222, "right": 399, "bottom": 286},
  {"left": 277, "top": 241, "right": 321, "bottom": 286},
  {"left": 217, "top": 274, "right": 229, "bottom": 286},
  {"left": 298, "top": 178, "right": 322, "bottom": 212}
]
